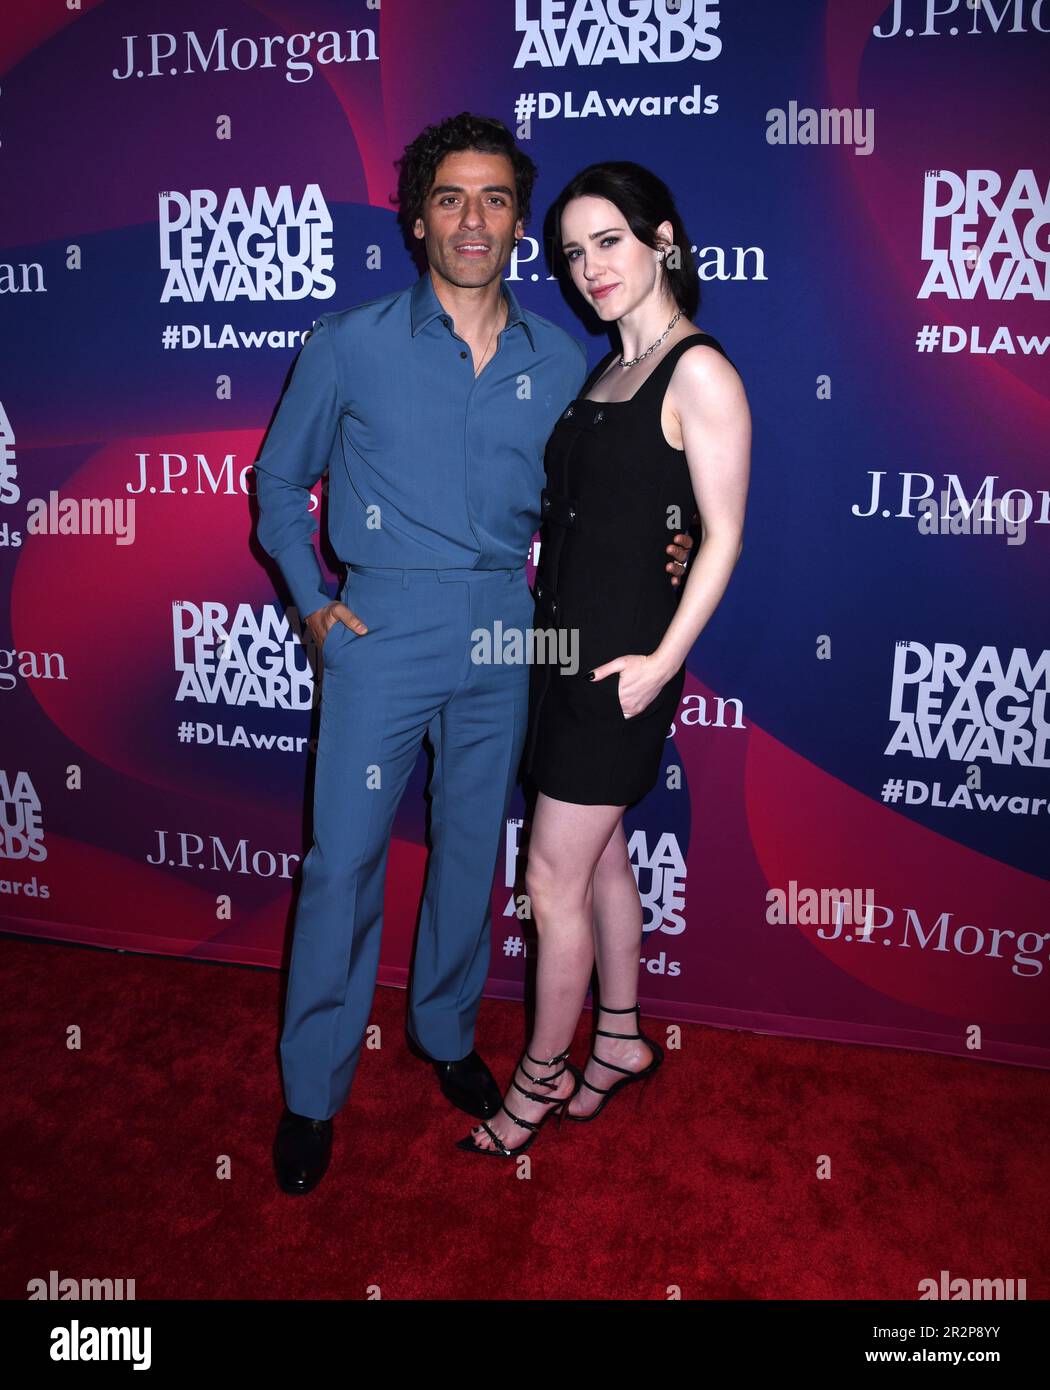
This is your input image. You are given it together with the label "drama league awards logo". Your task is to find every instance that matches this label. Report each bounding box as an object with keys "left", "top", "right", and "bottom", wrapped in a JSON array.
[
  {"left": 920, "top": 169, "right": 1048, "bottom": 300},
  {"left": 172, "top": 601, "right": 317, "bottom": 710},
  {"left": 159, "top": 185, "right": 335, "bottom": 302},
  {"left": 514, "top": 0, "right": 722, "bottom": 66},
  {"left": 0, "top": 770, "right": 46, "bottom": 863},
  {"left": 886, "top": 641, "right": 1050, "bottom": 768}
]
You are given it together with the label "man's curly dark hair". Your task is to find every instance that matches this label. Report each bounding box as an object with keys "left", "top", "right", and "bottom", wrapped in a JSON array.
[{"left": 392, "top": 112, "right": 537, "bottom": 247}]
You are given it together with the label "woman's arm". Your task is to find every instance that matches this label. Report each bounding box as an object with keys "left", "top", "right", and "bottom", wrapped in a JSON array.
[{"left": 648, "top": 344, "right": 751, "bottom": 680}]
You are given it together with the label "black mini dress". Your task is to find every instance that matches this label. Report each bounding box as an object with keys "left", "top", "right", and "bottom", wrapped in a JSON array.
[{"left": 522, "top": 331, "right": 734, "bottom": 806}]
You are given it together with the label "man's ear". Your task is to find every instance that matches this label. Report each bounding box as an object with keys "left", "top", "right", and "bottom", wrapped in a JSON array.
[{"left": 413, "top": 217, "right": 425, "bottom": 241}]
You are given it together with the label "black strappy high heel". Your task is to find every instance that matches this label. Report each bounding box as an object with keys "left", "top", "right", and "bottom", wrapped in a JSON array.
[
  {"left": 564, "top": 1003, "right": 663, "bottom": 1123},
  {"left": 455, "top": 1044, "right": 581, "bottom": 1158}
]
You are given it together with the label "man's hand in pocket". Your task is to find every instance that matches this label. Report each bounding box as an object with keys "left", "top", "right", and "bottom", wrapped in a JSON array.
[{"left": 306, "top": 601, "right": 368, "bottom": 651}]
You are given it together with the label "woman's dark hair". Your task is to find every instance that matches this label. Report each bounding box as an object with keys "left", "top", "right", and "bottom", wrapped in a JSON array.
[
  {"left": 548, "top": 161, "right": 700, "bottom": 320},
  {"left": 392, "top": 112, "right": 537, "bottom": 245}
]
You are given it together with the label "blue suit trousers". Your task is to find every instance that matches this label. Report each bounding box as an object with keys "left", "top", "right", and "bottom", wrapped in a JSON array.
[{"left": 279, "top": 563, "right": 533, "bottom": 1120}]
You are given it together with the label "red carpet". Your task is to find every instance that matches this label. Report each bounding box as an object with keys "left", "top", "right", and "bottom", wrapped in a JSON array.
[{"left": 2, "top": 934, "right": 1047, "bottom": 1300}]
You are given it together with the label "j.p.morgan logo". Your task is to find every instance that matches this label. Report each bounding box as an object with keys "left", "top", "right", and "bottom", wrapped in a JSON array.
[
  {"left": 114, "top": 26, "right": 377, "bottom": 82},
  {"left": 875, "top": 0, "right": 1048, "bottom": 38},
  {"left": 159, "top": 186, "right": 334, "bottom": 303},
  {"left": 514, "top": 0, "right": 722, "bottom": 66}
]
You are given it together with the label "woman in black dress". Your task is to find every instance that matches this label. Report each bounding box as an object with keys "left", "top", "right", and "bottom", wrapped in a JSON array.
[{"left": 459, "top": 162, "right": 751, "bottom": 1157}]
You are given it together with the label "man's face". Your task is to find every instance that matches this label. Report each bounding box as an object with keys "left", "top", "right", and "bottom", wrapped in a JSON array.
[{"left": 413, "top": 148, "right": 525, "bottom": 288}]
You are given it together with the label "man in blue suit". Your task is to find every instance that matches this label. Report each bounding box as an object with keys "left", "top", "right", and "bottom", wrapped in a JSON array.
[{"left": 254, "top": 113, "right": 693, "bottom": 1194}]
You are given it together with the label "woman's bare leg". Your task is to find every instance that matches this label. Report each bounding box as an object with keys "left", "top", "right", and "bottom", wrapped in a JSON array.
[
  {"left": 567, "top": 819, "right": 655, "bottom": 1118},
  {"left": 466, "top": 791, "right": 626, "bottom": 1151}
]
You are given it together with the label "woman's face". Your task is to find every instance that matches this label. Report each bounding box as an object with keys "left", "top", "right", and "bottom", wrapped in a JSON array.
[{"left": 559, "top": 194, "right": 672, "bottom": 321}]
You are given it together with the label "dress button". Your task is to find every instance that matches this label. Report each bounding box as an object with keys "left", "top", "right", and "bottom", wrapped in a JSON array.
[
  {"left": 460, "top": 350, "right": 467, "bottom": 359},
  {"left": 542, "top": 496, "right": 550, "bottom": 510},
  {"left": 594, "top": 409, "right": 604, "bottom": 423},
  {"left": 568, "top": 507, "right": 576, "bottom": 520},
  {"left": 441, "top": 316, "right": 450, "bottom": 326},
  {"left": 564, "top": 405, "right": 574, "bottom": 418},
  {"left": 536, "top": 584, "right": 544, "bottom": 598}
]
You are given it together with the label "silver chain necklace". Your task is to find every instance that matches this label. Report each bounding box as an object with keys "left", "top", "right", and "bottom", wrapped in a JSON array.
[{"left": 619, "top": 309, "right": 682, "bottom": 368}]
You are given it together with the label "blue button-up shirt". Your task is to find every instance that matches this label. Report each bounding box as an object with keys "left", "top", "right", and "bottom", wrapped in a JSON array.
[{"left": 253, "top": 272, "right": 588, "bottom": 619}]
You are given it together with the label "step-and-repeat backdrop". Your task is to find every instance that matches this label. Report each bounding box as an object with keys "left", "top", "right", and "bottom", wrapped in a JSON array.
[{"left": 2, "top": 1, "right": 1047, "bottom": 1066}]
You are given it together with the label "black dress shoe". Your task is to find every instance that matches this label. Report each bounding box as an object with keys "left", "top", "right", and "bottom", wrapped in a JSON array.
[
  {"left": 431, "top": 1049, "right": 502, "bottom": 1119},
  {"left": 273, "top": 1107, "right": 333, "bottom": 1196}
]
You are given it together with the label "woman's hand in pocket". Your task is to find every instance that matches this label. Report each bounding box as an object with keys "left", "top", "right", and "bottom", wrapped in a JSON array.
[{"left": 589, "top": 653, "right": 669, "bottom": 719}]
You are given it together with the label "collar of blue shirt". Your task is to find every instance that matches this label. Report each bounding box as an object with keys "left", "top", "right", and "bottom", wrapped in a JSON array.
[{"left": 409, "top": 270, "right": 536, "bottom": 351}]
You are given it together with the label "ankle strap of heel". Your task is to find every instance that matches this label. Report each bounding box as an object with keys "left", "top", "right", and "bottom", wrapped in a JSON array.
[
  {"left": 520, "top": 1045, "right": 571, "bottom": 1088},
  {"left": 525, "top": 1045, "right": 571, "bottom": 1068},
  {"left": 595, "top": 1002, "right": 641, "bottom": 1040}
]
